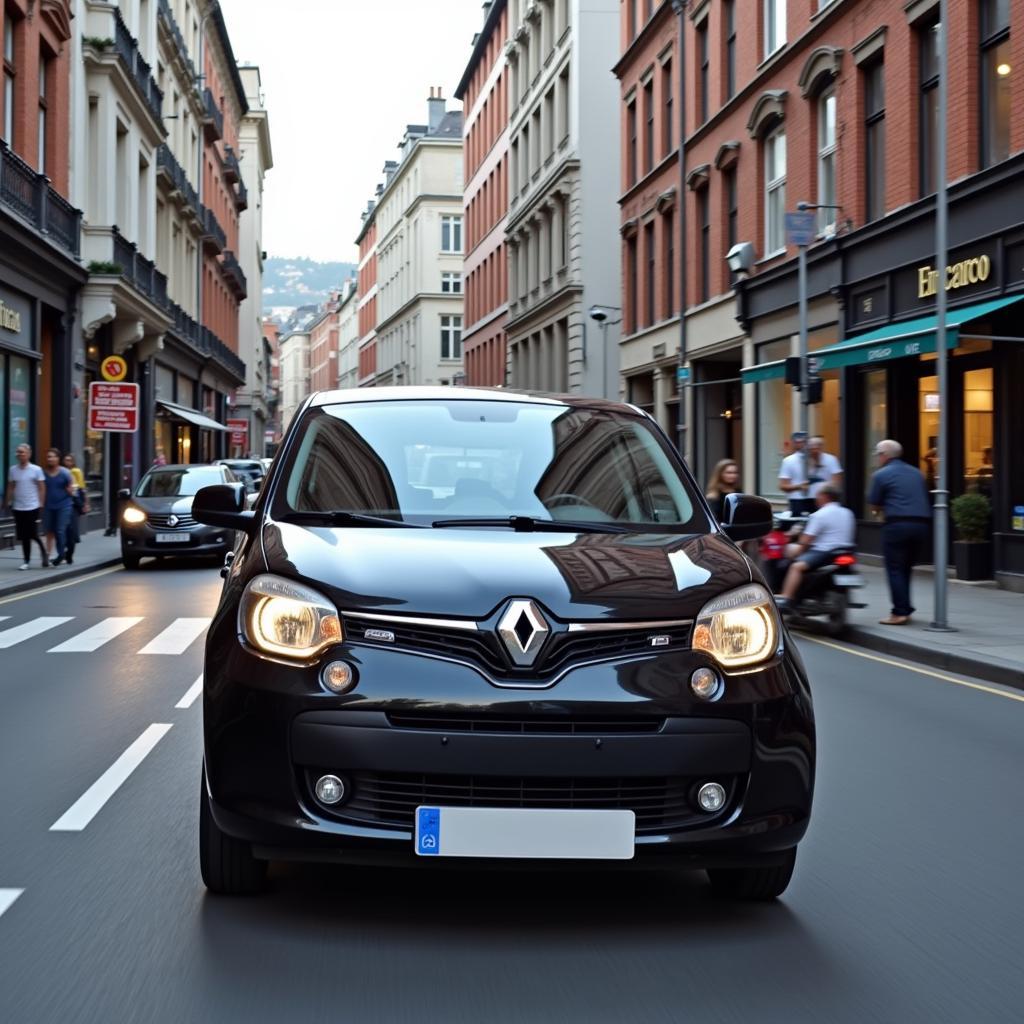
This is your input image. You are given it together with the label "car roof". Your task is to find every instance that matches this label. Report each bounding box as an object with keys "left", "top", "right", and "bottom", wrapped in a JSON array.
[
  {"left": 145, "top": 463, "right": 226, "bottom": 472},
  {"left": 307, "top": 386, "right": 644, "bottom": 416}
]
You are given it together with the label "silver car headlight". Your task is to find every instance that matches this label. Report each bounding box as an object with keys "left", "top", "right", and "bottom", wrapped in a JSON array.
[
  {"left": 240, "top": 574, "right": 342, "bottom": 660},
  {"left": 692, "top": 583, "right": 780, "bottom": 670}
]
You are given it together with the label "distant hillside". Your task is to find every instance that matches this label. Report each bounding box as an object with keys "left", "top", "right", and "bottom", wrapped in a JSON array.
[{"left": 262, "top": 256, "right": 357, "bottom": 316}]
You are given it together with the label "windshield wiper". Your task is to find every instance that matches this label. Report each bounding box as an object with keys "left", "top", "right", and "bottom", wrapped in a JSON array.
[
  {"left": 278, "top": 511, "right": 424, "bottom": 529},
  {"left": 430, "top": 516, "right": 630, "bottom": 534}
]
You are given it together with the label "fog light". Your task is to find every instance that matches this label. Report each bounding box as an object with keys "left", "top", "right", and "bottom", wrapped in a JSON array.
[
  {"left": 697, "top": 782, "right": 726, "bottom": 813},
  {"left": 315, "top": 774, "right": 346, "bottom": 805},
  {"left": 690, "top": 667, "right": 722, "bottom": 701},
  {"left": 321, "top": 661, "right": 354, "bottom": 694}
]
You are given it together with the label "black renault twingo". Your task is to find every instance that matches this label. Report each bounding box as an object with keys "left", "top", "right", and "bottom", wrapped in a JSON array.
[{"left": 194, "top": 388, "right": 814, "bottom": 899}]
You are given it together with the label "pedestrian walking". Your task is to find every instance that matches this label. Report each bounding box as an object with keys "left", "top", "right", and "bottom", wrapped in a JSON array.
[
  {"left": 778, "top": 431, "right": 814, "bottom": 515},
  {"left": 806, "top": 436, "right": 843, "bottom": 498},
  {"left": 63, "top": 453, "right": 89, "bottom": 563},
  {"left": 42, "top": 447, "right": 75, "bottom": 567},
  {"left": 4, "top": 444, "right": 49, "bottom": 569},
  {"left": 705, "top": 459, "right": 741, "bottom": 521},
  {"left": 869, "top": 439, "right": 933, "bottom": 625}
]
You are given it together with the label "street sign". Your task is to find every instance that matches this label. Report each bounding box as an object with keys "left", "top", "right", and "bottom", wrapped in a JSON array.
[
  {"left": 785, "top": 211, "right": 816, "bottom": 248},
  {"left": 227, "top": 418, "right": 249, "bottom": 449},
  {"left": 88, "top": 381, "right": 139, "bottom": 433},
  {"left": 807, "top": 355, "right": 821, "bottom": 381},
  {"left": 676, "top": 366, "right": 690, "bottom": 383},
  {"left": 100, "top": 355, "right": 128, "bottom": 382}
]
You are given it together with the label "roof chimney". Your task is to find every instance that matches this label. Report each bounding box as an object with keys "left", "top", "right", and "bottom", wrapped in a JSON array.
[{"left": 427, "top": 87, "right": 446, "bottom": 133}]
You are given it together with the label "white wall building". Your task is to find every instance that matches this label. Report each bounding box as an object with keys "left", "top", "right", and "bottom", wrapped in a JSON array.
[
  {"left": 336, "top": 280, "right": 360, "bottom": 390},
  {"left": 278, "top": 329, "right": 310, "bottom": 432},
  {"left": 504, "top": 0, "right": 621, "bottom": 397},
  {"left": 373, "top": 92, "right": 465, "bottom": 386}
]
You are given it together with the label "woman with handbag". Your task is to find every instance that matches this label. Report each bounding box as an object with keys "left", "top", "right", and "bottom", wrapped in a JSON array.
[{"left": 63, "top": 453, "right": 89, "bottom": 564}]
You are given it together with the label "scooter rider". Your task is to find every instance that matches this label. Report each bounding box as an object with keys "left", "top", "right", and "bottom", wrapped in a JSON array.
[{"left": 775, "top": 484, "right": 855, "bottom": 610}]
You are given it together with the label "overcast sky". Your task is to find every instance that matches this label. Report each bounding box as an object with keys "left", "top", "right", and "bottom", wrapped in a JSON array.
[{"left": 218, "top": 0, "right": 484, "bottom": 265}]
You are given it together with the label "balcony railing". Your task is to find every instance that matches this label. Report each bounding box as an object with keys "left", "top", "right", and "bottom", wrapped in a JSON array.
[
  {"left": 201, "top": 88, "right": 224, "bottom": 141},
  {"left": 234, "top": 178, "right": 248, "bottom": 211},
  {"left": 156, "top": 0, "right": 198, "bottom": 81},
  {"left": 114, "top": 8, "right": 164, "bottom": 124},
  {"left": 156, "top": 144, "right": 201, "bottom": 221},
  {"left": 200, "top": 204, "right": 227, "bottom": 253},
  {"left": 0, "top": 140, "right": 82, "bottom": 258},
  {"left": 222, "top": 147, "right": 241, "bottom": 184},
  {"left": 220, "top": 250, "right": 248, "bottom": 299},
  {"left": 112, "top": 228, "right": 168, "bottom": 302}
]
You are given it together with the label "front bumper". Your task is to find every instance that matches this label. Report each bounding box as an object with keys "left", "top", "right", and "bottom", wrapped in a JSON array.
[
  {"left": 121, "top": 523, "right": 232, "bottom": 557},
  {"left": 203, "top": 617, "right": 815, "bottom": 867}
]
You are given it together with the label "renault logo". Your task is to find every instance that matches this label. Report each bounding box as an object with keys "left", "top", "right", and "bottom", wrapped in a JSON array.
[
  {"left": 168, "top": 514, "right": 179, "bottom": 527},
  {"left": 497, "top": 599, "right": 550, "bottom": 667}
]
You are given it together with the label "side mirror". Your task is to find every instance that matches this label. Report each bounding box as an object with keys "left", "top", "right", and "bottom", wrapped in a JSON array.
[
  {"left": 117, "top": 488, "right": 131, "bottom": 500},
  {"left": 721, "top": 493, "right": 774, "bottom": 542},
  {"left": 193, "top": 483, "right": 257, "bottom": 533}
]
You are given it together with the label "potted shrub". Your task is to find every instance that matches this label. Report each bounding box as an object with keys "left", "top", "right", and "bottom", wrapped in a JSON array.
[{"left": 950, "top": 492, "right": 992, "bottom": 580}]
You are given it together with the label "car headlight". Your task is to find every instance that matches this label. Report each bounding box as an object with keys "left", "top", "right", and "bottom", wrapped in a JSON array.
[
  {"left": 240, "top": 574, "right": 342, "bottom": 660},
  {"left": 122, "top": 506, "right": 147, "bottom": 525},
  {"left": 692, "top": 583, "right": 780, "bottom": 669}
]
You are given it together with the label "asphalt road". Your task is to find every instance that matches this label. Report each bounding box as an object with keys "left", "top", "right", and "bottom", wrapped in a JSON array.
[{"left": 0, "top": 565, "right": 1021, "bottom": 1023}]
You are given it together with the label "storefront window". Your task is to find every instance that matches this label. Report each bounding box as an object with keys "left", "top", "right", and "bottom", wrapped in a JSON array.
[
  {"left": 964, "top": 367, "right": 994, "bottom": 499},
  {"left": 8, "top": 356, "right": 31, "bottom": 463},
  {"left": 864, "top": 369, "right": 887, "bottom": 503},
  {"left": 0, "top": 358, "right": 5, "bottom": 469},
  {"left": 83, "top": 370, "right": 104, "bottom": 494},
  {"left": 756, "top": 339, "right": 793, "bottom": 498},
  {"left": 919, "top": 374, "right": 939, "bottom": 492}
]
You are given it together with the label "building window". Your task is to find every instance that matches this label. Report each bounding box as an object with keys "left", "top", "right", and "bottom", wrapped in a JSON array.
[
  {"left": 864, "top": 60, "right": 885, "bottom": 222},
  {"left": 725, "top": 0, "right": 736, "bottom": 100},
  {"left": 627, "top": 97, "right": 637, "bottom": 185},
  {"left": 441, "top": 215, "right": 463, "bottom": 253},
  {"left": 817, "top": 90, "right": 837, "bottom": 234},
  {"left": 764, "top": 126, "right": 786, "bottom": 256},
  {"left": 441, "top": 271, "right": 462, "bottom": 294},
  {"left": 626, "top": 235, "right": 638, "bottom": 334},
  {"left": 37, "top": 50, "right": 48, "bottom": 172},
  {"left": 664, "top": 208, "right": 675, "bottom": 316},
  {"left": 662, "top": 58, "right": 673, "bottom": 157},
  {"left": 3, "top": 14, "right": 15, "bottom": 148},
  {"left": 725, "top": 167, "right": 738, "bottom": 255},
  {"left": 698, "top": 188, "right": 710, "bottom": 303},
  {"left": 919, "top": 18, "right": 940, "bottom": 196},
  {"left": 698, "top": 21, "right": 709, "bottom": 124},
  {"left": 981, "top": 0, "right": 1011, "bottom": 168},
  {"left": 764, "top": 0, "right": 786, "bottom": 58},
  {"left": 643, "top": 77, "right": 654, "bottom": 173},
  {"left": 645, "top": 222, "right": 656, "bottom": 326},
  {"left": 440, "top": 315, "right": 462, "bottom": 360}
]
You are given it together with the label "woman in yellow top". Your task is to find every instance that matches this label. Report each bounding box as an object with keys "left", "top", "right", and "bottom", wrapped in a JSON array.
[{"left": 63, "top": 453, "right": 88, "bottom": 563}]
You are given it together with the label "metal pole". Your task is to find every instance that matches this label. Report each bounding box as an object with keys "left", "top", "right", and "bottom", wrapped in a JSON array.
[
  {"left": 929, "top": 1, "right": 953, "bottom": 631},
  {"left": 798, "top": 242, "right": 810, "bottom": 492},
  {"left": 672, "top": 0, "right": 688, "bottom": 456}
]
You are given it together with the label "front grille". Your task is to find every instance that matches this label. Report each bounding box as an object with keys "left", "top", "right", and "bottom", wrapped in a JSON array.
[
  {"left": 386, "top": 714, "right": 665, "bottom": 735},
  {"left": 321, "top": 771, "right": 730, "bottom": 834},
  {"left": 346, "top": 618, "right": 691, "bottom": 682},
  {"left": 147, "top": 512, "right": 196, "bottom": 529}
]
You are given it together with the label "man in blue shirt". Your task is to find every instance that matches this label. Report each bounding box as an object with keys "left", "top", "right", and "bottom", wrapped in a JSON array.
[{"left": 868, "top": 439, "right": 932, "bottom": 625}]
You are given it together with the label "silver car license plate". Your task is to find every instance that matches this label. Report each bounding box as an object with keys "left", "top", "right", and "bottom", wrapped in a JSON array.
[{"left": 155, "top": 532, "right": 190, "bottom": 543}]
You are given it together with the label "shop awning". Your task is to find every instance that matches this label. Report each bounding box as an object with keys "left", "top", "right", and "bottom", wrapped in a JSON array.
[
  {"left": 156, "top": 400, "right": 229, "bottom": 432},
  {"left": 739, "top": 359, "right": 787, "bottom": 384},
  {"left": 813, "top": 295, "right": 1024, "bottom": 370}
]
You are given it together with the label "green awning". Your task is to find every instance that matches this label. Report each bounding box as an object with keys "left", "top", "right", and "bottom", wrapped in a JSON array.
[
  {"left": 740, "top": 359, "right": 787, "bottom": 384},
  {"left": 814, "top": 295, "right": 1024, "bottom": 370}
]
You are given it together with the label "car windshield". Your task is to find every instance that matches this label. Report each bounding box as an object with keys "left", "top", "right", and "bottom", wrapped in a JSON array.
[
  {"left": 276, "top": 399, "right": 706, "bottom": 532},
  {"left": 137, "top": 468, "right": 225, "bottom": 497}
]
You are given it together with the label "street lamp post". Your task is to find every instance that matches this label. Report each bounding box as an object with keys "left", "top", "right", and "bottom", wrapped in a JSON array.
[
  {"left": 671, "top": 0, "right": 689, "bottom": 457},
  {"left": 587, "top": 305, "right": 622, "bottom": 399}
]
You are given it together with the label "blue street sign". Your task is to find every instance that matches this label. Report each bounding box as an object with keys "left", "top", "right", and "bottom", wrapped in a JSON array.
[
  {"left": 676, "top": 366, "right": 690, "bottom": 383},
  {"left": 785, "top": 211, "right": 816, "bottom": 247}
]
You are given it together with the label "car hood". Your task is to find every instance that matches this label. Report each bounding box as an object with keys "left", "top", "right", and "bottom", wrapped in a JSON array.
[
  {"left": 260, "top": 522, "right": 752, "bottom": 622},
  {"left": 133, "top": 495, "right": 195, "bottom": 514}
]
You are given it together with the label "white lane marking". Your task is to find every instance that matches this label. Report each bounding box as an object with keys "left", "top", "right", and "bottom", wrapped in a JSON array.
[
  {"left": 0, "top": 889, "right": 24, "bottom": 918},
  {"left": 800, "top": 635, "right": 1024, "bottom": 705},
  {"left": 175, "top": 674, "right": 204, "bottom": 709},
  {"left": 138, "top": 618, "right": 211, "bottom": 655},
  {"left": 0, "top": 616, "right": 75, "bottom": 649},
  {"left": 0, "top": 567, "right": 121, "bottom": 607},
  {"left": 50, "top": 724, "right": 173, "bottom": 832},
  {"left": 48, "top": 616, "right": 144, "bottom": 653}
]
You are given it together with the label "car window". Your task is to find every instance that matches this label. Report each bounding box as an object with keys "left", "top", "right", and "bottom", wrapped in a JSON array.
[
  {"left": 137, "top": 468, "right": 229, "bottom": 497},
  {"left": 277, "top": 400, "right": 705, "bottom": 531}
]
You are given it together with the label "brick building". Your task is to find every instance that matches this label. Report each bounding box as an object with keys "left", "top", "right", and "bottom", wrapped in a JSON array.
[
  {"left": 456, "top": 0, "right": 510, "bottom": 387},
  {"left": 308, "top": 294, "right": 340, "bottom": 393},
  {"left": 660, "top": 0, "right": 1024, "bottom": 586},
  {"left": 355, "top": 198, "right": 379, "bottom": 384}
]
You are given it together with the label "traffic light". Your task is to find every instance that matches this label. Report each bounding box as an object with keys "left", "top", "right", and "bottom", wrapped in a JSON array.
[
  {"left": 784, "top": 357, "right": 802, "bottom": 386},
  {"left": 805, "top": 378, "right": 823, "bottom": 404}
]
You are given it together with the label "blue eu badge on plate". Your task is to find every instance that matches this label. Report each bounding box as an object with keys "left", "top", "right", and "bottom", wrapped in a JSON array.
[{"left": 416, "top": 807, "right": 440, "bottom": 855}]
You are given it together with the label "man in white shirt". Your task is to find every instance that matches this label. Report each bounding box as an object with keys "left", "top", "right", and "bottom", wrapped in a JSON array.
[
  {"left": 775, "top": 485, "right": 856, "bottom": 607},
  {"left": 4, "top": 444, "right": 49, "bottom": 569},
  {"left": 779, "top": 433, "right": 843, "bottom": 514}
]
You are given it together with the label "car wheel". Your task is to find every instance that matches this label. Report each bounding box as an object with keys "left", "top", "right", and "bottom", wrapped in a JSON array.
[
  {"left": 199, "top": 767, "right": 267, "bottom": 895},
  {"left": 706, "top": 848, "right": 797, "bottom": 902},
  {"left": 122, "top": 553, "right": 140, "bottom": 570}
]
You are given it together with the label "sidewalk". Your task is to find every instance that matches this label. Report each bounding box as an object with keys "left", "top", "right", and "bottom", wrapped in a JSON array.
[
  {"left": 0, "top": 529, "right": 123, "bottom": 599},
  {"left": 828, "top": 562, "right": 1024, "bottom": 689}
]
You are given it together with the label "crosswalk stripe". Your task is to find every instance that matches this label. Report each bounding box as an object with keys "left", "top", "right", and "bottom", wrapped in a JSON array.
[
  {"left": 0, "top": 889, "right": 23, "bottom": 919},
  {"left": 0, "top": 617, "right": 75, "bottom": 650},
  {"left": 48, "top": 617, "right": 145, "bottom": 653},
  {"left": 50, "top": 724, "right": 173, "bottom": 831},
  {"left": 138, "top": 618, "right": 211, "bottom": 655},
  {"left": 175, "top": 674, "right": 204, "bottom": 709}
]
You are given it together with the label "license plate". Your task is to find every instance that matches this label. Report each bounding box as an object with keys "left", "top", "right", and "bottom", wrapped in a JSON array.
[
  {"left": 414, "top": 806, "right": 635, "bottom": 860},
  {"left": 834, "top": 574, "right": 863, "bottom": 587},
  {"left": 155, "top": 532, "right": 190, "bottom": 543}
]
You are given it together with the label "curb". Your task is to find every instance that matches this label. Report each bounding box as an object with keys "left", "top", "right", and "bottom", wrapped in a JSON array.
[
  {"left": 0, "top": 557, "right": 123, "bottom": 601},
  {"left": 842, "top": 626, "right": 1024, "bottom": 693}
]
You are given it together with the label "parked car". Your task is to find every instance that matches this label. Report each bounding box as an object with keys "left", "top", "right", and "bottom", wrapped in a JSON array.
[
  {"left": 193, "top": 388, "right": 814, "bottom": 899},
  {"left": 119, "top": 464, "right": 240, "bottom": 569},
  {"left": 214, "top": 459, "right": 264, "bottom": 493}
]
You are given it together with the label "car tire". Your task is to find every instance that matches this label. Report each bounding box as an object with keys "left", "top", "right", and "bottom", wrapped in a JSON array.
[
  {"left": 199, "top": 767, "right": 267, "bottom": 895},
  {"left": 122, "top": 553, "right": 140, "bottom": 570},
  {"left": 707, "top": 848, "right": 797, "bottom": 902}
]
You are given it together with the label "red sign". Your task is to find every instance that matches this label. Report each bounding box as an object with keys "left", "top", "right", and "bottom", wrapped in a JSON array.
[
  {"left": 227, "top": 417, "right": 249, "bottom": 449},
  {"left": 88, "top": 381, "right": 139, "bottom": 433}
]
